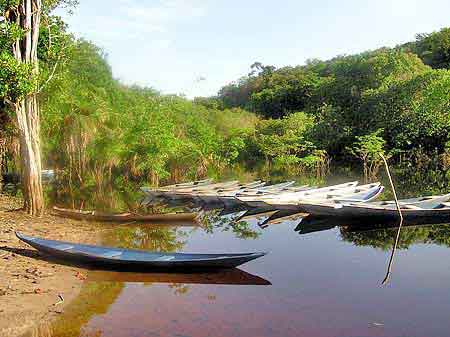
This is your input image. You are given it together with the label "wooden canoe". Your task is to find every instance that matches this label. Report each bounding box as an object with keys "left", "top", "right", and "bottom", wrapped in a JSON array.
[
  {"left": 52, "top": 207, "right": 200, "bottom": 224},
  {"left": 16, "top": 232, "right": 267, "bottom": 270},
  {"left": 262, "top": 185, "right": 384, "bottom": 211},
  {"left": 140, "top": 179, "right": 214, "bottom": 196},
  {"left": 237, "top": 181, "right": 361, "bottom": 206},
  {"left": 162, "top": 178, "right": 213, "bottom": 188},
  {"left": 298, "top": 194, "right": 450, "bottom": 221},
  {"left": 238, "top": 183, "right": 383, "bottom": 210},
  {"left": 161, "top": 180, "right": 265, "bottom": 200}
]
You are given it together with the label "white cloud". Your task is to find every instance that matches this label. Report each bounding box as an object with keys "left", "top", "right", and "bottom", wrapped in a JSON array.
[
  {"left": 61, "top": 0, "right": 208, "bottom": 44},
  {"left": 121, "top": 0, "right": 207, "bottom": 33}
]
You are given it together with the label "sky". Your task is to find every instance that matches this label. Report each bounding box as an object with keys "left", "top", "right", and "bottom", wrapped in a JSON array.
[{"left": 60, "top": 0, "right": 450, "bottom": 98}]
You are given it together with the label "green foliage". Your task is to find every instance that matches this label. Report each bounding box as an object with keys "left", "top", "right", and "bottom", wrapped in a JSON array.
[
  {"left": 0, "top": 1, "right": 75, "bottom": 105},
  {"left": 217, "top": 76, "right": 256, "bottom": 109},
  {"left": 40, "top": 40, "right": 259, "bottom": 186},
  {"left": 243, "top": 112, "right": 328, "bottom": 174},
  {"left": 0, "top": 1, "right": 21, "bottom": 10},
  {"left": 13, "top": 16, "right": 450, "bottom": 185},
  {"left": 250, "top": 67, "right": 321, "bottom": 118},
  {"left": 255, "top": 112, "right": 316, "bottom": 159},
  {"left": 0, "top": 52, "right": 35, "bottom": 102},
  {"left": 347, "top": 129, "right": 386, "bottom": 179},
  {"left": 211, "top": 33, "right": 449, "bottom": 161},
  {"left": 347, "top": 129, "right": 386, "bottom": 162},
  {"left": 412, "top": 28, "right": 450, "bottom": 69},
  {"left": 0, "top": 1, "right": 34, "bottom": 103},
  {"left": 362, "top": 70, "right": 450, "bottom": 152}
]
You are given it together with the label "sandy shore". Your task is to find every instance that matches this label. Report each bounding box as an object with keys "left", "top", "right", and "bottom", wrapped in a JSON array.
[{"left": 0, "top": 194, "right": 101, "bottom": 337}]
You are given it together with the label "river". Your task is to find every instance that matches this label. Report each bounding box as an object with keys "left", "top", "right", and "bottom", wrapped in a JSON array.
[{"left": 22, "top": 165, "right": 450, "bottom": 337}]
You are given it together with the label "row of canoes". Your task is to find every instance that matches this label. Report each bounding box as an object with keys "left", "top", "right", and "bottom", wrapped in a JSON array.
[
  {"left": 142, "top": 179, "right": 450, "bottom": 222},
  {"left": 16, "top": 179, "right": 449, "bottom": 273},
  {"left": 141, "top": 180, "right": 385, "bottom": 207},
  {"left": 52, "top": 178, "right": 449, "bottom": 225}
]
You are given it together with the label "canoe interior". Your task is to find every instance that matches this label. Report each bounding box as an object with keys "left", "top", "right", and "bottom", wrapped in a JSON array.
[{"left": 52, "top": 207, "right": 199, "bottom": 224}]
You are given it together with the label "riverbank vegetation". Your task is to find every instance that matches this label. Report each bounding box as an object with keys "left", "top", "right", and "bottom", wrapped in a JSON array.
[
  {"left": 207, "top": 29, "right": 450, "bottom": 173},
  {"left": 1, "top": 5, "right": 449, "bottom": 193}
]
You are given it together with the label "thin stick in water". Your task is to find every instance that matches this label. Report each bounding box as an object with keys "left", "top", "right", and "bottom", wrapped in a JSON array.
[{"left": 380, "top": 153, "right": 404, "bottom": 285}]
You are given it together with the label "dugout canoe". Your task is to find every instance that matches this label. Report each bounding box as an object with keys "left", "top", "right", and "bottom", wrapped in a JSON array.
[
  {"left": 238, "top": 182, "right": 382, "bottom": 209},
  {"left": 262, "top": 184, "right": 384, "bottom": 211},
  {"left": 140, "top": 179, "right": 214, "bottom": 197},
  {"left": 298, "top": 193, "right": 450, "bottom": 221},
  {"left": 161, "top": 180, "right": 264, "bottom": 200},
  {"left": 16, "top": 232, "right": 267, "bottom": 270},
  {"left": 237, "top": 181, "right": 361, "bottom": 207},
  {"left": 52, "top": 207, "right": 200, "bottom": 223}
]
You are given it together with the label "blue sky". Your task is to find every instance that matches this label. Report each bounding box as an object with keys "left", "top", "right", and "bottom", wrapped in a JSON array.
[{"left": 60, "top": 0, "right": 450, "bottom": 98}]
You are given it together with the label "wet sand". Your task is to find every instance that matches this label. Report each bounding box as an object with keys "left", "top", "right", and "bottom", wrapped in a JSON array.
[{"left": 0, "top": 194, "right": 102, "bottom": 337}]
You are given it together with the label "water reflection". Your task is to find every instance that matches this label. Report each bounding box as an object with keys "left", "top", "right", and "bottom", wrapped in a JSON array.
[
  {"left": 87, "top": 269, "right": 271, "bottom": 285},
  {"left": 23, "top": 166, "right": 450, "bottom": 337},
  {"left": 341, "top": 224, "right": 450, "bottom": 250},
  {"left": 22, "top": 282, "right": 124, "bottom": 337},
  {"left": 202, "top": 211, "right": 261, "bottom": 240},
  {"left": 293, "top": 214, "right": 450, "bottom": 252},
  {"left": 102, "top": 226, "right": 189, "bottom": 251}
]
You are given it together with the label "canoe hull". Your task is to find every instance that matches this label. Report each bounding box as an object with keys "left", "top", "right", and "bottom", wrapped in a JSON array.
[
  {"left": 16, "top": 232, "right": 266, "bottom": 271},
  {"left": 299, "top": 203, "right": 450, "bottom": 222},
  {"left": 52, "top": 207, "right": 198, "bottom": 223}
]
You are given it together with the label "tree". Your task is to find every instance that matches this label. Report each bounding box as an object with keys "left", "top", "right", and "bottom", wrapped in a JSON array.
[
  {"left": 0, "top": 0, "right": 45, "bottom": 215},
  {"left": 0, "top": 0, "right": 74, "bottom": 215},
  {"left": 413, "top": 28, "right": 450, "bottom": 69},
  {"left": 347, "top": 129, "right": 387, "bottom": 180},
  {"left": 250, "top": 66, "right": 321, "bottom": 118}
]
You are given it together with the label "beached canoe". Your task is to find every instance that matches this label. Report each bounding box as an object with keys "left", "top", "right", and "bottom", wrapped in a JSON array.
[
  {"left": 16, "top": 232, "right": 267, "bottom": 270},
  {"left": 52, "top": 207, "right": 200, "bottom": 223}
]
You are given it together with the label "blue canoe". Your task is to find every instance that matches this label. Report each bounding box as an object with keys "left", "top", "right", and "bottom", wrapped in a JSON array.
[{"left": 16, "top": 232, "right": 266, "bottom": 270}]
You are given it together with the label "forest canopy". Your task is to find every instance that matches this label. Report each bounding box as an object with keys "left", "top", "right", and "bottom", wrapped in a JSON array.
[{"left": 206, "top": 28, "right": 450, "bottom": 162}]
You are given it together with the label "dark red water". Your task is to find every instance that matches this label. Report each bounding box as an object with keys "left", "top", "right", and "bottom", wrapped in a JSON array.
[{"left": 28, "top": 214, "right": 450, "bottom": 337}]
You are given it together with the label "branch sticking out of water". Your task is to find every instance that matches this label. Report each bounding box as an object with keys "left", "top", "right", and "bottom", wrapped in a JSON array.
[{"left": 380, "top": 153, "right": 404, "bottom": 286}]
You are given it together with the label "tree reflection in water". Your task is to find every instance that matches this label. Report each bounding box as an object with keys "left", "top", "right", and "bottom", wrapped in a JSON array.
[
  {"left": 22, "top": 282, "right": 124, "bottom": 337},
  {"left": 102, "top": 225, "right": 189, "bottom": 252},
  {"left": 297, "top": 215, "right": 450, "bottom": 251},
  {"left": 340, "top": 224, "right": 450, "bottom": 250},
  {"left": 202, "top": 210, "right": 261, "bottom": 240}
]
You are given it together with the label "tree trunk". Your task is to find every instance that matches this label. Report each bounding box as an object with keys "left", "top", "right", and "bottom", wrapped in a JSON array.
[
  {"left": 16, "top": 95, "right": 44, "bottom": 215},
  {"left": 12, "top": 0, "right": 44, "bottom": 215}
]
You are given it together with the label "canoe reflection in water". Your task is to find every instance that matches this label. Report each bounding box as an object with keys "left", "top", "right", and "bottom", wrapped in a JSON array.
[
  {"left": 87, "top": 268, "right": 271, "bottom": 285},
  {"left": 295, "top": 213, "right": 450, "bottom": 235}
]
